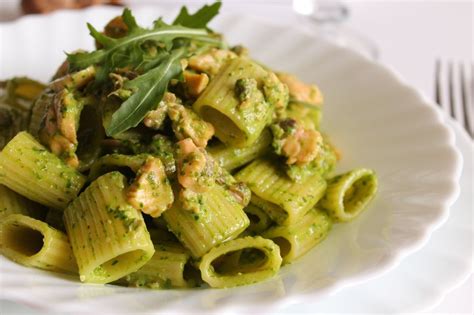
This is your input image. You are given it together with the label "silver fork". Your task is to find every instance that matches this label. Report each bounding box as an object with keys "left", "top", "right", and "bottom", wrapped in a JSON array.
[{"left": 435, "top": 60, "right": 474, "bottom": 139}]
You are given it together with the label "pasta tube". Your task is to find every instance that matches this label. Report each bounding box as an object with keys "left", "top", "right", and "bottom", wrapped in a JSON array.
[
  {"left": 319, "top": 168, "right": 378, "bottom": 222},
  {"left": 0, "top": 131, "right": 86, "bottom": 210},
  {"left": 63, "top": 172, "right": 155, "bottom": 284},
  {"left": 235, "top": 158, "right": 327, "bottom": 225},
  {"left": 208, "top": 129, "right": 272, "bottom": 171},
  {"left": 89, "top": 154, "right": 174, "bottom": 218},
  {"left": 118, "top": 243, "right": 196, "bottom": 289},
  {"left": 163, "top": 183, "right": 249, "bottom": 258},
  {"left": 243, "top": 204, "right": 272, "bottom": 235},
  {"left": 0, "top": 214, "right": 77, "bottom": 274},
  {"left": 262, "top": 208, "right": 332, "bottom": 264},
  {"left": 88, "top": 153, "right": 147, "bottom": 182},
  {"left": 193, "top": 57, "right": 276, "bottom": 147},
  {"left": 0, "top": 184, "right": 32, "bottom": 218},
  {"left": 199, "top": 236, "right": 282, "bottom": 288}
]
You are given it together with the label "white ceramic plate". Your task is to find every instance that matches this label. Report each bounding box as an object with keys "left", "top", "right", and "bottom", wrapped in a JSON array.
[
  {"left": 0, "top": 6, "right": 462, "bottom": 314},
  {"left": 279, "top": 117, "right": 473, "bottom": 314},
  {"left": 2, "top": 116, "right": 471, "bottom": 315}
]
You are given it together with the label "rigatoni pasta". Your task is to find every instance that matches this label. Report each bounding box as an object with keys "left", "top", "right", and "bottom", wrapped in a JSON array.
[
  {"left": 235, "top": 158, "right": 327, "bottom": 225},
  {"left": 0, "top": 185, "right": 45, "bottom": 248},
  {"left": 319, "top": 168, "right": 378, "bottom": 222},
  {"left": 262, "top": 208, "right": 332, "bottom": 264},
  {"left": 0, "top": 214, "right": 77, "bottom": 273},
  {"left": 193, "top": 57, "right": 286, "bottom": 147},
  {"left": 242, "top": 203, "right": 272, "bottom": 236},
  {"left": 0, "top": 131, "right": 86, "bottom": 210},
  {"left": 0, "top": 3, "right": 378, "bottom": 290},
  {"left": 63, "top": 172, "right": 155, "bottom": 284},
  {"left": 0, "top": 184, "right": 32, "bottom": 219},
  {"left": 208, "top": 129, "right": 272, "bottom": 171},
  {"left": 88, "top": 154, "right": 147, "bottom": 182},
  {"left": 118, "top": 243, "right": 196, "bottom": 289},
  {"left": 199, "top": 236, "right": 282, "bottom": 288},
  {"left": 163, "top": 183, "right": 249, "bottom": 258}
]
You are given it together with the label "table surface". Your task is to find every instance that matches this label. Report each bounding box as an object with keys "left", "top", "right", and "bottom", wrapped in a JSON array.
[{"left": 0, "top": 0, "right": 472, "bottom": 314}]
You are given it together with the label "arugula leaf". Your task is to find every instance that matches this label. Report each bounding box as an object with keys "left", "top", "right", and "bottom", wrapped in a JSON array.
[
  {"left": 67, "top": 4, "right": 224, "bottom": 136},
  {"left": 67, "top": 8, "right": 221, "bottom": 78},
  {"left": 173, "top": 2, "right": 222, "bottom": 29},
  {"left": 105, "top": 49, "right": 185, "bottom": 136}
]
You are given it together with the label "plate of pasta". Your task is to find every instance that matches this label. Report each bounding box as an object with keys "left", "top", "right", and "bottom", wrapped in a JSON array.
[{"left": 0, "top": 3, "right": 462, "bottom": 313}]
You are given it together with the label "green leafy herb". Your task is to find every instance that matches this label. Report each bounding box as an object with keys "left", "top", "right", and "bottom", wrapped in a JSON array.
[
  {"left": 106, "top": 48, "right": 185, "bottom": 136},
  {"left": 173, "top": 2, "right": 222, "bottom": 29},
  {"left": 66, "top": 3, "right": 223, "bottom": 136},
  {"left": 70, "top": 22, "right": 215, "bottom": 71},
  {"left": 67, "top": 8, "right": 221, "bottom": 82}
]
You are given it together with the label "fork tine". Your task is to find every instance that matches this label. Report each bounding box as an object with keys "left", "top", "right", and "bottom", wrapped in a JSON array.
[
  {"left": 459, "top": 62, "right": 473, "bottom": 137},
  {"left": 448, "top": 61, "right": 456, "bottom": 119},
  {"left": 472, "top": 63, "right": 474, "bottom": 94},
  {"left": 466, "top": 62, "right": 473, "bottom": 138},
  {"left": 435, "top": 59, "right": 442, "bottom": 107}
]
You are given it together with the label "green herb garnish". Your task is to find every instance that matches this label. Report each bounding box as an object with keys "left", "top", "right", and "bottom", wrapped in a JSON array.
[
  {"left": 173, "top": 2, "right": 222, "bottom": 29},
  {"left": 67, "top": 3, "right": 223, "bottom": 136},
  {"left": 106, "top": 48, "right": 184, "bottom": 136}
]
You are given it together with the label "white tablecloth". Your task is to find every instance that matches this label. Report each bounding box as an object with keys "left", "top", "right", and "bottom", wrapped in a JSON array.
[{"left": 0, "top": 0, "right": 472, "bottom": 313}]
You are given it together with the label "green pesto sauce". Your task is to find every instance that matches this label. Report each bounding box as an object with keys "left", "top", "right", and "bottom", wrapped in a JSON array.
[
  {"left": 286, "top": 142, "right": 337, "bottom": 182},
  {"left": 106, "top": 206, "right": 139, "bottom": 231}
]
